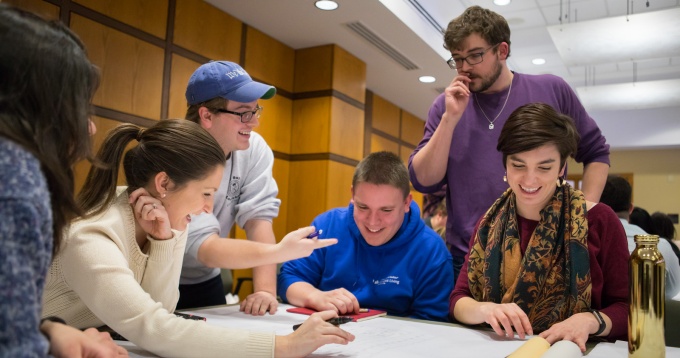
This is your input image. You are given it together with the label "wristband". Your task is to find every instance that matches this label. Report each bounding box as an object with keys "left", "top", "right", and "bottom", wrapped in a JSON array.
[{"left": 587, "top": 309, "right": 606, "bottom": 336}]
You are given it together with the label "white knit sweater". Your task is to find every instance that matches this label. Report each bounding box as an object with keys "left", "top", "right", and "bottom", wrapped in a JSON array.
[{"left": 42, "top": 188, "right": 274, "bottom": 357}]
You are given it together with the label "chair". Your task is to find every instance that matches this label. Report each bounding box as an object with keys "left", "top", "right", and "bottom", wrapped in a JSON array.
[{"left": 665, "top": 298, "right": 680, "bottom": 347}]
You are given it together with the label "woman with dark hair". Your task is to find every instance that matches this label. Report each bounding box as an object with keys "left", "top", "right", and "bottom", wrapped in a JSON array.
[
  {"left": 0, "top": 4, "right": 124, "bottom": 357},
  {"left": 449, "top": 103, "right": 629, "bottom": 352},
  {"left": 43, "top": 119, "right": 353, "bottom": 357}
]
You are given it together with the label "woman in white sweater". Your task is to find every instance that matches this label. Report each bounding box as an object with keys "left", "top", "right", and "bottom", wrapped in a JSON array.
[{"left": 42, "top": 119, "right": 354, "bottom": 357}]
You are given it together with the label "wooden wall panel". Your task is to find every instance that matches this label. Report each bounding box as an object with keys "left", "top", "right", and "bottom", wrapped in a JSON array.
[
  {"left": 401, "top": 111, "right": 425, "bottom": 146},
  {"left": 329, "top": 98, "right": 364, "bottom": 160},
  {"left": 332, "top": 46, "right": 366, "bottom": 104},
  {"left": 410, "top": 189, "right": 424, "bottom": 215},
  {"left": 6, "top": 0, "right": 58, "bottom": 19},
  {"left": 244, "top": 26, "right": 295, "bottom": 93},
  {"left": 72, "top": 15, "right": 164, "bottom": 120},
  {"left": 294, "top": 45, "right": 333, "bottom": 93},
  {"left": 272, "top": 158, "right": 290, "bottom": 242},
  {"left": 371, "top": 94, "right": 400, "bottom": 138},
  {"left": 74, "top": 117, "right": 131, "bottom": 194},
  {"left": 370, "top": 134, "right": 399, "bottom": 156},
  {"left": 326, "top": 161, "right": 354, "bottom": 210},
  {"left": 75, "top": 0, "right": 167, "bottom": 38},
  {"left": 291, "top": 98, "right": 331, "bottom": 154},
  {"left": 168, "top": 55, "right": 201, "bottom": 119},
  {"left": 288, "top": 161, "right": 329, "bottom": 230},
  {"left": 256, "top": 96, "right": 292, "bottom": 154},
  {"left": 399, "top": 145, "right": 414, "bottom": 166},
  {"left": 173, "top": 0, "right": 241, "bottom": 61}
]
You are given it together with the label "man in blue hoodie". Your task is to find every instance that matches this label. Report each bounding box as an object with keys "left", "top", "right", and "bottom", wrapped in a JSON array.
[{"left": 278, "top": 151, "right": 454, "bottom": 322}]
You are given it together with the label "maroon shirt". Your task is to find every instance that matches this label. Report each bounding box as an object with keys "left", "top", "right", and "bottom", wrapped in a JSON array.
[{"left": 449, "top": 203, "right": 630, "bottom": 341}]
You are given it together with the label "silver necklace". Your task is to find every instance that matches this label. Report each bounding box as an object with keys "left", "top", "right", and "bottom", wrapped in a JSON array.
[{"left": 473, "top": 79, "right": 513, "bottom": 130}]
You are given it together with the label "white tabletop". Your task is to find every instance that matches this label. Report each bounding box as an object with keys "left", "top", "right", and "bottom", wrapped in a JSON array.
[{"left": 117, "top": 304, "right": 680, "bottom": 357}]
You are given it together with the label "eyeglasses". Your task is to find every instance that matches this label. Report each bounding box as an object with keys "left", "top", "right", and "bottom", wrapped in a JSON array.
[
  {"left": 215, "top": 105, "right": 263, "bottom": 123},
  {"left": 446, "top": 43, "right": 500, "bottom": 70}
]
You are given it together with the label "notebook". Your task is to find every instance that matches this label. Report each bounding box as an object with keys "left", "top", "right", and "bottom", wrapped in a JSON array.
[{"left": 286, "top": 307, "right": 387, "bottom": 322}]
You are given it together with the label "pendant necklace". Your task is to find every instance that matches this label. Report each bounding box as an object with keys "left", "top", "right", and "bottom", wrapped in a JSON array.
[{"left": 474, "top": 78, "right": 513, "bottom": 130}]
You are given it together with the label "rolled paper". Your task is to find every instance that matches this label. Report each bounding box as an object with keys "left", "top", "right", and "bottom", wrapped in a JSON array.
[
  {"left": 507, "top": 336, "right": 550, "bottom": 358},
  {"left": 540, "top": 340, "right": 583, "bottom": 358}
]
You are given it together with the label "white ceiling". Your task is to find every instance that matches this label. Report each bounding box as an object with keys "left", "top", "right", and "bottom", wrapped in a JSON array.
[{"left": 207, "top": 0, "right": 680, "bottom": 150}]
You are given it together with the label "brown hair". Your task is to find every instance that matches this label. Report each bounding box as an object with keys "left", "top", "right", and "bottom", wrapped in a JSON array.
[
  {"left": 444, "top": 6, "right": 511, "bottom": 58},
  {"left": 185, "top": 97, "right": 227, "bottom": 123},
  {"left": 352, "top": 151, "right": 410, "bottom": 199},
  {"left": 0, "top": 4, "right": 99, "bottom": 255},
  {"left": 78, "top": 119, "right": 225, "bottom": 217},
  {"left": 497, "top": 103, "right": 579, "bottom": 169}
]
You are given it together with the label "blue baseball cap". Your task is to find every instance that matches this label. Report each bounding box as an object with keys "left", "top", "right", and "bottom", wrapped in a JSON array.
[{"left": 185, "top": 61, "right": 276, "bottom": 105}]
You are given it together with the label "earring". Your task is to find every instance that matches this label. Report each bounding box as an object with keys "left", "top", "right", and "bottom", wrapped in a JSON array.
[
  {"left": 161, "top": 193, "right": 166, "bottom": 198},
  {"left": 503, "top": 172, "right": 507, "bottom": 182},
  {"left": 556, "top": 177, "right": 565, "bottom": 187}
]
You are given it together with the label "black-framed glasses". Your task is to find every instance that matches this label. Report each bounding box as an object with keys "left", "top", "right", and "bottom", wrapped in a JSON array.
[
  {"left": 446, "top": 43, "right": 500, "bottom": 70},
  {"left": 215, "top": 105, "right": 263, "bottom": 123}
]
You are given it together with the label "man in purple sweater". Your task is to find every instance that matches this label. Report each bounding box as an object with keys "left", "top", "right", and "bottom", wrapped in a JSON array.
[{"left": 409, "top": 6, "right": 611, "bottom": 279}]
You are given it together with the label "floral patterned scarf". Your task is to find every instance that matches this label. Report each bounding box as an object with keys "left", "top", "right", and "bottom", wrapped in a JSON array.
[{"left": 467, "top": 184, "right": 591, "bottom": 332}]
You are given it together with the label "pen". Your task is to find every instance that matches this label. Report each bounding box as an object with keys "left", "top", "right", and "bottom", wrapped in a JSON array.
[
  {"left": 292, "top": 316, "right": 352, "bottom": 331},
  {"left": 306, "top": 229, "right": 323, "bottom": 239}
]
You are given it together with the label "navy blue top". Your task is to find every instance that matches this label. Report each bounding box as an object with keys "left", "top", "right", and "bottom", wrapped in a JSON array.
[{"left": 0, "top": 138, "right": 53, "bottom": 357}]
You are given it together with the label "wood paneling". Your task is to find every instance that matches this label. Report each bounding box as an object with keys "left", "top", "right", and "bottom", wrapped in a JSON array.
[
  {"left": 173, "top": 0, "right": 241, "bottom": 61},
  {"left": 370, "top": 134, "right": 399, "bottom": 156},
  {"left": 168, "top": 55, "right": 201, "bottom": 119},
  {"left": 327, "top": 161, "right": 354, "bottom": 210},
  {"left": 72, "top": 15, "right": 164, "bottom": 120},
  {"left": 74, "top": 117, "right": 132, "bottom": 194},
  {"left": 371, "top": 94, "right": 400, "bottom": 138},
  {"left": 287, "top": 161, "right": 329, "bottom": 230},
  {"left": 410, "top": 189, "right": 424, "bottom": 216},
  {"left": 330, "top": 98, "right": 364, "bottom": 160},
  {"left": 401, "top": 111, "right": 425, "bottom": 146},
  {"left": 332, "top": 46, "right": 366, "bottom": 104},
  {"left": 245, "top": 26, "right": 295, "bottom": 94},
  {"left": 399, "top": 145, "right": 414, "bottom": 166},
  {"left": 291, "top": 97, "right": 331, "bottom": 154},
  {"left": 6, "top": 0, "right": 58, "bottom": 19},
  {"left": 256, "top": 96, "right": 292, "bottom": 154},
  {"left": 294, "top": 45, "right": 333, "bottom": 93},
  {"left": 75, "top": 0, "right": 167, "bottom": 38},
  {"left": 272, "top": 158, "right": 290, "bottom": 242}
]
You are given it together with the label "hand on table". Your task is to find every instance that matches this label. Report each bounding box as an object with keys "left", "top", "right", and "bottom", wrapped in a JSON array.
[
  {"left": 240, "top": 290, "right": 279, "bottom": 316},
  {"left": 479, "top": 302, "right": 533, "bottom": 339},
  {"left": 275, "top": 310, "right": 355, "bottom": 357},
  {"left": 539, "top": 312, "right": 598, "bottom": 352},
  {"left": 307, "top": 288, "right": 360, "bottom": 315},
  {"left": 45, "top": 322, "right": 128, "bottom": 358}
]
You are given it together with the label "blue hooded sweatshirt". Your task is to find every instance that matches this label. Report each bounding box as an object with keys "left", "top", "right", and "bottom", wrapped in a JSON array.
[{"left": 278, "top": 201, "right": 453, "bottom": 322}]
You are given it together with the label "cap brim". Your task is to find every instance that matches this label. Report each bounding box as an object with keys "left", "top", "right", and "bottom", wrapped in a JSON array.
[{"left": 225, "top": 81, "right": 276, "bottom": 102}]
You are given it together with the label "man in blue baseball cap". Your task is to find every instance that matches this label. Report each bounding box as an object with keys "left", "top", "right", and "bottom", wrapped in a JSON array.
[{"left": 178, "top": 61, "right": 304, "bottom": 315}]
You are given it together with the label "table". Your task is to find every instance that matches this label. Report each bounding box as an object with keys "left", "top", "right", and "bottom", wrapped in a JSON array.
[{"left": 117, "top": 304, "right": 680, "bottom": 357}]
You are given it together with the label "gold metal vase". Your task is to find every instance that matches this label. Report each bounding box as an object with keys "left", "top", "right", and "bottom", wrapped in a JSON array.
[{"left": 628, "top": 234, "right": 665, "bottom": 357}]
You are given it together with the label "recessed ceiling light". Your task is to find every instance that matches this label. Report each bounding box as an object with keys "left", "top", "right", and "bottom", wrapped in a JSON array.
[
  {"left": 493, "top": 0, "right": 511, "bottom": 6},
  {"left": 419, "top": 76, "right": 436, "bottom": 83},
  {"left": 532, "top": 58, "right": 546, "bottom": 65},
  {"left": 315, "top": 1, "right": 339, "bottom": 11}
]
